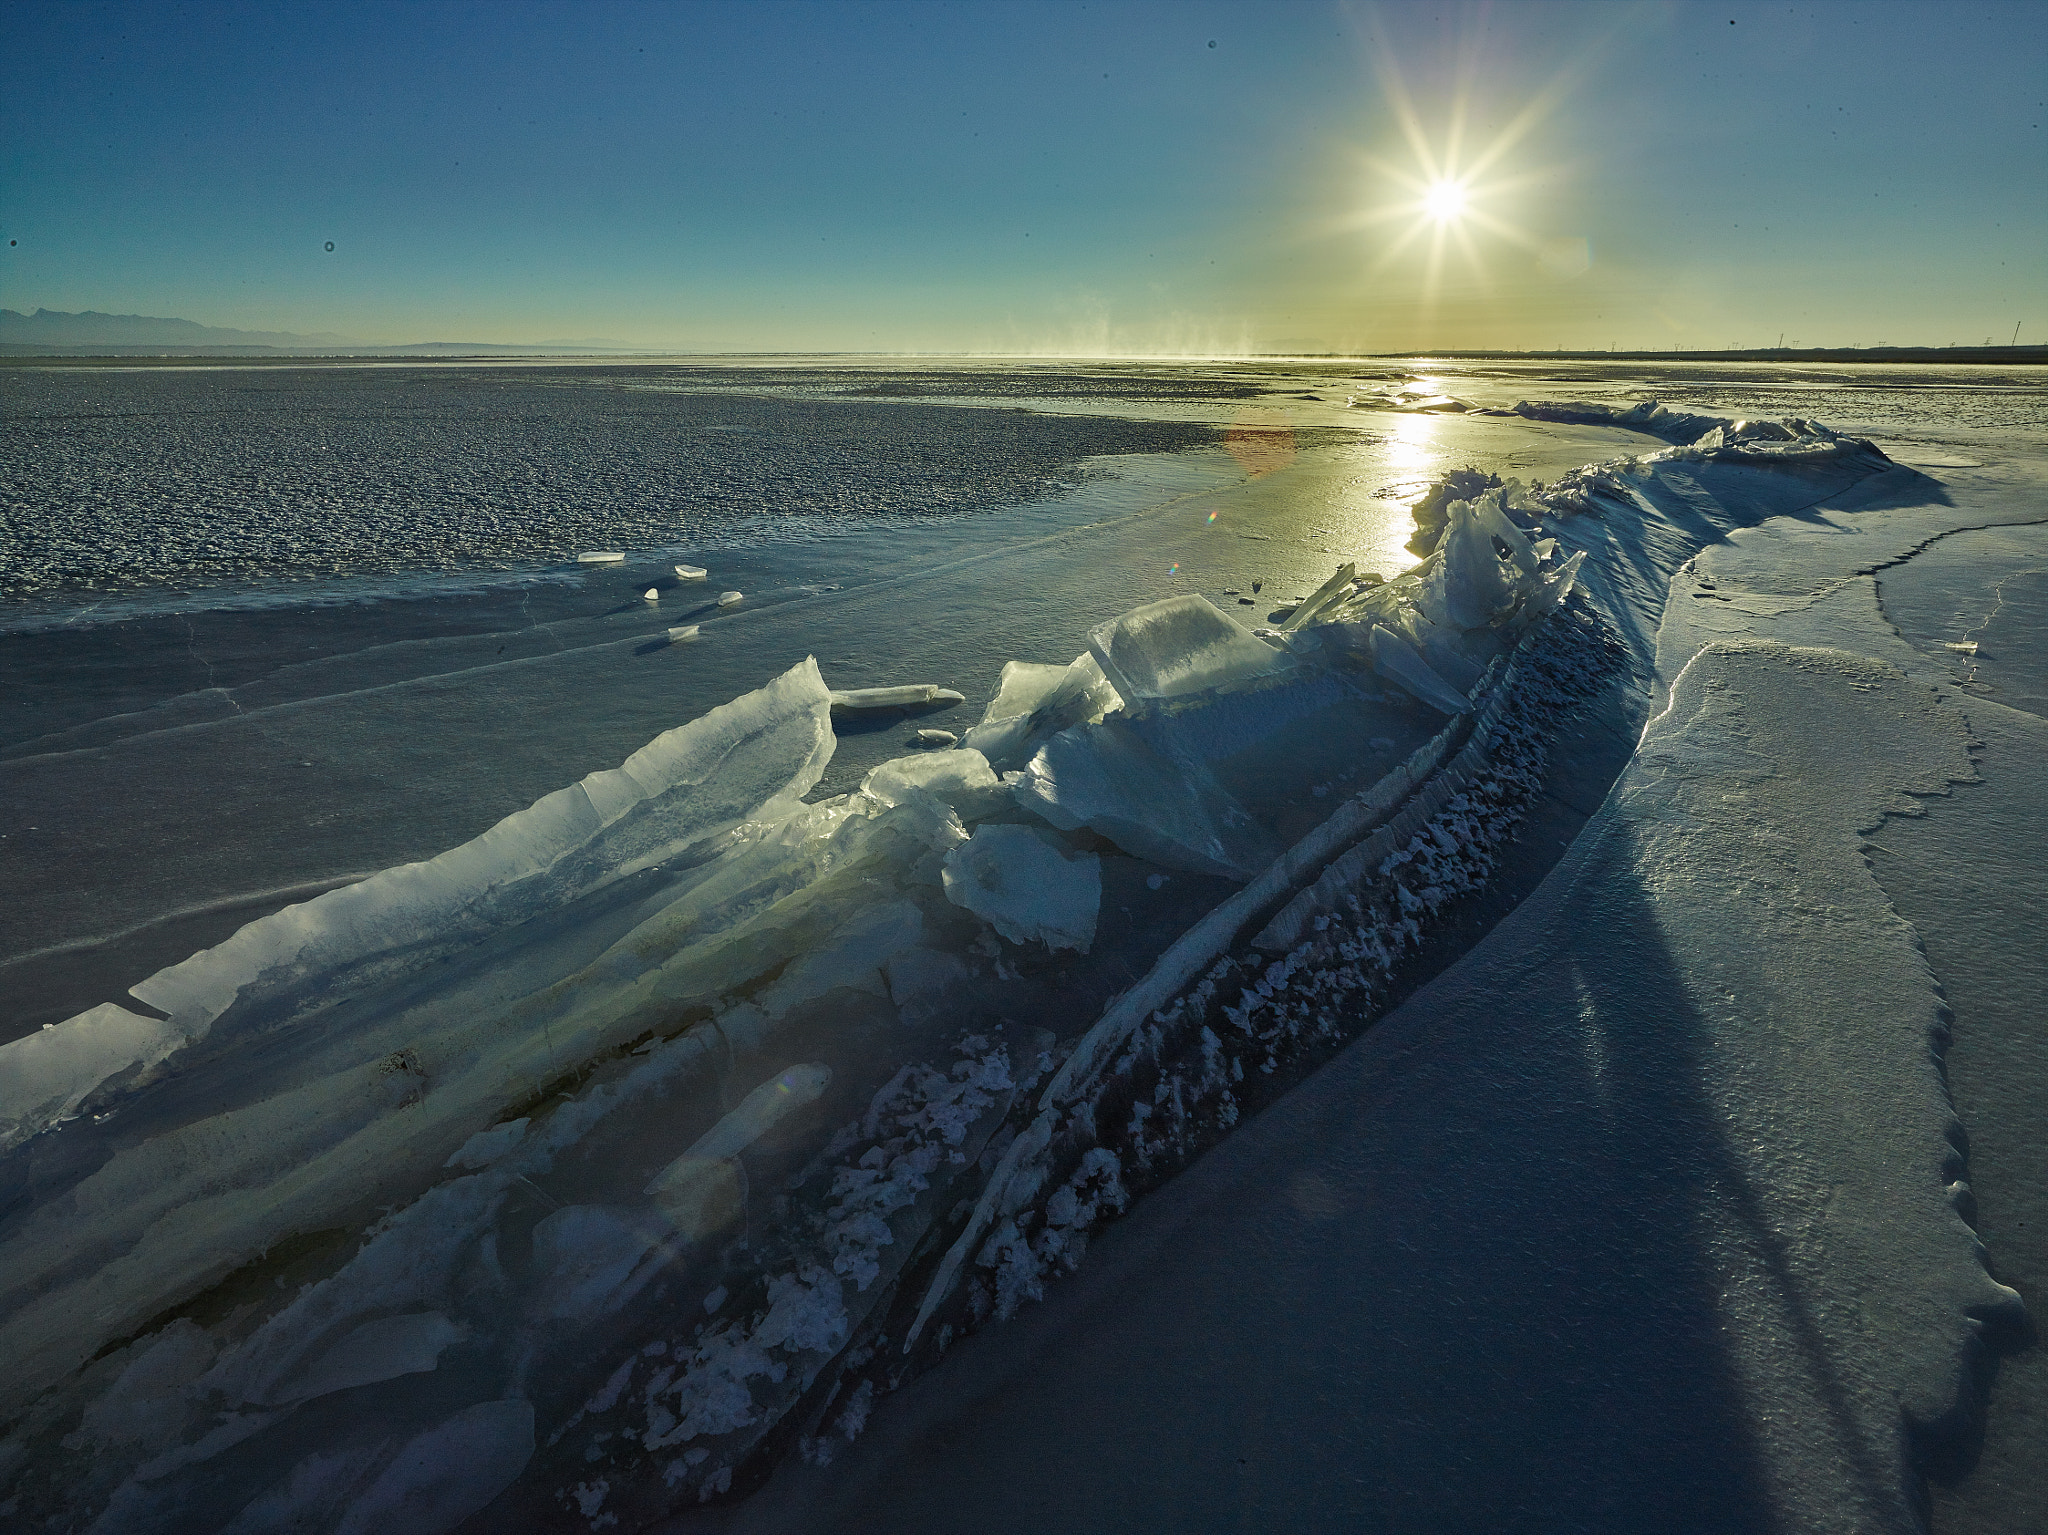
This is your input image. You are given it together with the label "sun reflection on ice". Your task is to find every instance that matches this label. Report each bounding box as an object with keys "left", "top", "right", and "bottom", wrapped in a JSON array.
[{"left": 1384, "top": 410, "right": 1443, "bottom": 472}]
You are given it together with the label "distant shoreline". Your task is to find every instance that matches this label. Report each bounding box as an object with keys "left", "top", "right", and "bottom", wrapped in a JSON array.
[{"left": 3, "top": 345, "right": 2045, "bottom": 368}]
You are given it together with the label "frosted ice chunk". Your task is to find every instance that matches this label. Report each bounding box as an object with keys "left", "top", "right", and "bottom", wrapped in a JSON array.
[
  {"left": 829, "top": 684, "right": 966, "bottom": 712},
  {"left": 941, "top": 825, "right": 1101, "bottom": 952},
  {"left": 862, "top": 748, "right": 1006, "bottom": 820},
  {"left": 914, "top": 728, "right": 958, "bottom": 747},
  {"left": 1086, "top": 595, "right": 1292, "bottom": 704},
  {"left": 962, "top": 653, "right": 1120, "bottom": 770},
  {"left": 978, "top": 660, "right": 1069, "bottom": 724},
  {"left": 1418, "top": 494, "right": 1522, "bottom": 631},
  {"left": 1015, "top": 718, "right": 1274, "bottom": 880},
  {"left": 717, "top": 590, "right": 744, "bottom": 606},
  {"left": 274, "top": 1313, "right": 465, "bottom": 1405},
  {"left": 119, "top": 658, "right": 833, "bottom": 1049},
  {"left": 1369, "top": 625, "right": 1472, "bottom": 714},
  {"left": 644, "top": 588, "right": 659, "bottom": 601},
  {"left": 577, "top": 551, "right": 625, "bottom": 564},
  {"left": 647, "top": 1064, "right": 833, "bottom": 1237},
  {"left": 333, "top": 1398, "right": 534, "bottom": 1535},
  {"left": 0, "top": 1003, "right": 185, "bottom": 1151},
  {"left": 675, "top": 563, "right": 708, "bottom": 580},
  {"left": 668, "top": 624, "right": 700, "bottom": 643}
]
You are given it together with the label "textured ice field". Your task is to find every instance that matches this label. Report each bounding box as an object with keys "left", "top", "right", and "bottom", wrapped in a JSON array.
[
  {"left": 1, "top": 359, "right": 2044, "bottom": 1534},
  {"left": 0, "top": 366, "right": 1224, "bottom": 602}
]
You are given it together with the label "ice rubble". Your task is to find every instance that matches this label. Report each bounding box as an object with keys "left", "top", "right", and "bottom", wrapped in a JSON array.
[{"left": 5, "top": 414, "right": 1912, "bottom": 1531}]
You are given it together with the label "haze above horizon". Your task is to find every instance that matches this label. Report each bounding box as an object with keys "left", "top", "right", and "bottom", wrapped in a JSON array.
[{"left": 3, "top": 0, "right": 2042, "bottom": 354}]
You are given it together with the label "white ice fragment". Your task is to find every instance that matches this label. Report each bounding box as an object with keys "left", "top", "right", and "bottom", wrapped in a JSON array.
[
  {"left": 644, "top": 588, "right": 660, "bottom": 602},
  {"left": 647, "top": 1064, "right": 832, "bottom": 1236},
  {"left": 444, "top": 1117, "right": 529, "bottom": 1170},
  {"left": 674, "top": 564, "right": 708, "bottom": 580},
  {"left": 1368, "top": 625, "right": 1472, "bottom": 715},
  {"left": 829, "top": 684, "right": 966, "bottom": 713},
  {"left": 1942, "top": 640, "right": 1979, "bottom": 655},
  {"left": 578, "top": 551, "right": 626, "bottom": 564},
  {"left": 717, "top": 590, "right": 743, "bottom": 606},
  {"left": 0, "top": 1003, "right": 185, "bottom": 1151},
  {"left": 941, "top": 824, "right": 1101, "bottom": 953},
  {"left": 275, "top": 1313, "right": 466, "bottom": 1404},
  {"left": 1087, "top": 596, "right": 1293, "bottom": 703},
  {"left": 914, "top": 729, "right": 958, "bottom": 747},
  {"left": 667, "top": 624, "right": 700, "bottom": 643},
  {"left": 333, "top": 1398, "right": 534, "bottom": 1535},
  {"left": 703, "top": 1285, "right": 728, "bottom": 1315}
]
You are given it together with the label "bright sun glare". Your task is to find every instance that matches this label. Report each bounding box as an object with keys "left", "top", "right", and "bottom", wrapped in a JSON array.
[
  {"left": 1335, "top": 26, "right": 1598, "bottom": 320},
  {"left": 1423, "top": 180, "right": 1467, "bottom": 224}
]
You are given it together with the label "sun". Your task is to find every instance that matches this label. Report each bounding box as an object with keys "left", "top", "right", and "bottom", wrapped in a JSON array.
[{"left": 1422, "top": 179, "right": 1468, "bottom": 224}]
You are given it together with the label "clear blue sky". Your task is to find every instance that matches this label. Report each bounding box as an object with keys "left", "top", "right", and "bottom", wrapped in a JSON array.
[{"left": 2, "top": 0, "right": 2042, "bottom": 351}]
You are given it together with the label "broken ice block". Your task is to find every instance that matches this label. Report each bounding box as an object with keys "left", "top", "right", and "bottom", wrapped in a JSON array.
[
  {"left": 577, "top": 551, "right": 625, "bottom": 564},
  {"left": 1015, "top": 717, "right": 1276, "bottom": 880},
  {"left": 963, "top": 654, "right": 1120, "bottom": 770},
  {"left": 941, "top": 824, "right": 1100, "bottom": 952},
  {"left": 914, "top": 729, "right": 958, "bottom": 747},
  {"left": 667, "top": 624, "right": 700, "bottom": 643},
  {"left": 1086, "top": 595, "right": 1292, "bottom": 704},
  {"left": 0, "top": 1003, "right": 186, "bottom": 1152},
  {"left": 675, "top": 563, "right": 708, "bottom": 580},
  {"left": 1418, "top": 495, "right": 1521, "bottom": 630},
  {"left": 643, "top": 588, "right": 659, "bottom": 601},
  {"left": 977, "top": 660, "right": 1069, "bottom": 725},
  {"left": 862, "top": 748, "right": 1007, "bottom": 820},
  {"left": 1368, "top": 625, "right": 1472, "bottom": 715},
  {"left": 717, "top": 590, "right": 743, "bottom": 606},
  {"left": 829, "top": 684, "right": 967, "bottom": 713},
  {"left": 647, "top": 1064, "right": 833, "bottom": 1237}
]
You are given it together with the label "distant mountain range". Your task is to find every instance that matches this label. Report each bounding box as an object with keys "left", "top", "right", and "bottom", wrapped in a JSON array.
[{"left": 0, "top": 308, "right": 669, "bottom": 356}]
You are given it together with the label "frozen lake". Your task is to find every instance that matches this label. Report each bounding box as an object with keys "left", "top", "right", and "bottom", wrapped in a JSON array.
[{"left": 2, "top": 356, "right": 2044, "bottom": 1535}]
